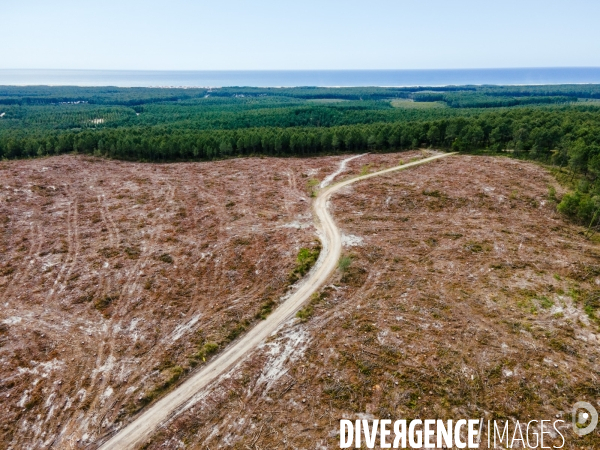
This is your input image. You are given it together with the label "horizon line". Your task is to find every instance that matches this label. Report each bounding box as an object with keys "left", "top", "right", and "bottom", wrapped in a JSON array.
[{"left": 2, "top": 66, "right": 600, "bottom": 72}]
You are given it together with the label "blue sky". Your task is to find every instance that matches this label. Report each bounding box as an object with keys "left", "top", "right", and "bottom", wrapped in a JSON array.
[{"left": 2, "top": 0, "right": 600, "bottom": 70}]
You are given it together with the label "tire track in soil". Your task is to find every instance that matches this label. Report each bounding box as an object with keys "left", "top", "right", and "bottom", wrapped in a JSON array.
[
  {"left": 58, "top": 197, "right": 80, "bottom": 300},
  {"left": 97, "top": 194, "right": 116, "bottom": 247},
  {"left": 81, "top": 181, "right": 176, "bottom": 439},
  {"left": 65, "top": 175, "right": 123, "bottom": 413},
  {"left": 282, "top": 171, "right": 297, "bottom": 216},
  {"left": 46, "top": 189, "right": 79, "bottom": 303},
  {"left": 109, "top": 184, "right": 200, "bottom": 364},
  {"left": 62, "top": 181, "right": 127, "bottom": 439},
  {"left": 110, "top": 182, "right": 175, "bottom": 321},
  {"left": 0, "top": 222, "right": 42, "bottom": 306},
  {"left": 91, "top": 180, "right": 228, "bottom": 443},
  {"left": 100, "top": 193, "right": 121, "bottom": 246},
  {"left": 39, "top": 199, "right": 82, "bottom": 441},
  {"left": 26, "top": 192, "right": 79, "bottom": 445}
]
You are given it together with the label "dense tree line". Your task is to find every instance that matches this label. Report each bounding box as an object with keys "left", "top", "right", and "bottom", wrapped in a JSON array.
[{"left": 2, "top": 105, "right": 600, "bottom": 161}]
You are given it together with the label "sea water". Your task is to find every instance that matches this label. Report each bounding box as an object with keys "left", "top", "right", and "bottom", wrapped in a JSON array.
[{"left": 1, "top": 68, "right": 600, "bottom": 87}]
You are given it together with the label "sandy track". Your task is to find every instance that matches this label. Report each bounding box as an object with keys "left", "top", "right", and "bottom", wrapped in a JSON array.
[{"left": 97, "top": 152, "right": 454, "bottom": 449}]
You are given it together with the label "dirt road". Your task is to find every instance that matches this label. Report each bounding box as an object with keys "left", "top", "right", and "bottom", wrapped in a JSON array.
[{"left": 97, "top": 152, "right": 454, "bottom": 449}]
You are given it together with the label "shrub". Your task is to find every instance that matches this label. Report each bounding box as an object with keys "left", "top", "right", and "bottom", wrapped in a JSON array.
[
  {"left": 558, "top": 191, "right": 600, "bottom": 225},
  {"left": 226, "top": 321, "right": 248, "bottom": 342},
  {"left": 548, "top": 185, "right": 557, "bottom": 202},
  {"left": 138, "top": 365, "right": 185, "bottom": 408},
  {"left": 193, "top": 341, "right": 219, "bottom": 362},
  {"left": 124, "top": 246, "right": 140, "bottom": 259},
  {"left": 296, "top": 305, "right": 314, "bottom": 322},
  {"left": 289, "top": 243, "right": 321, "bottom": 283},
  {"left": 94, "top": 294, "right": 117, "bottom": 311},
  {"left": 296, "top": 291, "right": 329, "bottom": 322},
  {"left": 202, "top": 342, "right": 219, "bottom": 355},
  {"left": 159, "top": 253, "right": 173, "bottom": 264},
  {"left": 338, "top": 255, "right": 352, "bottom": 273},
  {"left": 255, "top": 299, "right": 276, "bottom": 320}
]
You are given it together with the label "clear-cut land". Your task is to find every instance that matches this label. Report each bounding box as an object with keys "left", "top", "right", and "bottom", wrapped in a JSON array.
[
  {"left": 0, "top": 151, "right": 414, "bottom": 448},
  {"left": 1, "top": 152, "right": 600, "bottom": 449},
  {"left": 97, "top": 153, "right": 452, "bottom": 449},
  {"left": 138, "top": 155, "right": 600, "bottom": 449}
]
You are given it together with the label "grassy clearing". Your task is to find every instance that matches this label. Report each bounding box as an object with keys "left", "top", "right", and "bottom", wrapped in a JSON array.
[
  {"left": 390, "top": 99, "right": 446, "bottom": 109},
  {"left": 305, "top": 98, "right": 349, "bottom": 103}
]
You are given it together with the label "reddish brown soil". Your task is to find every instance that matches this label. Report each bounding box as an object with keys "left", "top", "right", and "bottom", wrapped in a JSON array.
[
  {"left": 141, "top": 155, "right": 600, "bottom": 449},
  {"left": 0, "top": 152, "right": 415, "bottom": 449}
]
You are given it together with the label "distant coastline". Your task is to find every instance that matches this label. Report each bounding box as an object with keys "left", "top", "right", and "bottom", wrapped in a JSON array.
[{"left": 2, "top": 68, "right": 600, "bottom": 87}]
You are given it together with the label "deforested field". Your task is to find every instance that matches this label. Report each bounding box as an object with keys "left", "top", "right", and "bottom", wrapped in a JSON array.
[
  {"left": 0, "top": 152, "right": 407, "bottom": 448},
  {"left": 1, "top": 152, "right": 600, "bottom": 449}
]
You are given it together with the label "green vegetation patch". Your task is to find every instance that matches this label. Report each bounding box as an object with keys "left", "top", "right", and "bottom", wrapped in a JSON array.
[
  {"left": 581, "top": 290, "right": 600, "bottom": 324},
  {"left": 191, "top": 341, "right": 219, "bottom": 363},
  {"left": 339, "top": 254, "right": 368, "bottom": 287},
  {"left": 296, "top": 290, "right": 330, "bottom": 322},
  {"left": 255, "top": 298, "right": 277, "bottom": 320},
  {"left": 289, "top": 243, "right": 322, "bottom": 284},
  {"left": 136, "top": 365, "right": 185, "bottom": 410},
  {"left": 338, "top": 255, "right": 353, "bottom": 273}
]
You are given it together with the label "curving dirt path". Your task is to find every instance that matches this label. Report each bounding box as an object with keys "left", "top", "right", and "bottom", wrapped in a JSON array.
[{"left": 97, "top": 152, "right": 454, "bottom": 449}]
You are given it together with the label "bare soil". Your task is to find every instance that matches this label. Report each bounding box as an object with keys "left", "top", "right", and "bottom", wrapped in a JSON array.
[
  {"left": 0, "top": 152, "right": 415, "bottom": 449},
  {"left": 138, "top": 155, "right": 600, "bottom": 449}
]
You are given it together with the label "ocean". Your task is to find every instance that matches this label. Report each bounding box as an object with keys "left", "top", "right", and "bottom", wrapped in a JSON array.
[{"left": 1, "top": 68, "right": 600, "bottom": 87}]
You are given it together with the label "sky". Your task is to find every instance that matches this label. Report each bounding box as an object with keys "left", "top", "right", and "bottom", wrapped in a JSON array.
[{"left": 2, "top": 0, "right": 600, "bottom": 71}]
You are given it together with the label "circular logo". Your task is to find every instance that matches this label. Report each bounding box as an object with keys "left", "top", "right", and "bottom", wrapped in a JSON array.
[{"left": 572, "top": 401, "right": 598, "bottom": 436}]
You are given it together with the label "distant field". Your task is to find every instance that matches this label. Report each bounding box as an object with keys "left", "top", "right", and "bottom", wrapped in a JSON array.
[
  {"left": 305, "top": 98, "right": 349, "bottom": 103},
  {"left": 390, "top": 98, "right": 446, "bottom": 108}
]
